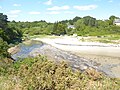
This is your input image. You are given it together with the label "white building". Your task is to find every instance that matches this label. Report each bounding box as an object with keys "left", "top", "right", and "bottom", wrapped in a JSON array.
[
  {"left": 114, "top": 19, "right": 120, "bottom": 26},
  {"left": 67, "top": 25, "right": 75, "bottom": 29}
]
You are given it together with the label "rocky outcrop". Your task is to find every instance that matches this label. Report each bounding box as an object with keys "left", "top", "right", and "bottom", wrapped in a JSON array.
[{"left": 8, "top": 46, "right": 20, "bottom": 55}]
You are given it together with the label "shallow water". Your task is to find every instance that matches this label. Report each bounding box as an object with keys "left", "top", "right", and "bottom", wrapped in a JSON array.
[{"left": 12, "top": 40, "right": 43, "bottom": 60}]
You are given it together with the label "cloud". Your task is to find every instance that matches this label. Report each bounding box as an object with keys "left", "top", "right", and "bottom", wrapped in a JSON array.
[
  {"left": 47, "top": 5, "right": 70, "bottom": 10},
  {"left": 8, "top": 10, "right": 21, "bottom": 19},
  {"left": 29, "top": 11, "right": 41, "bottom": 15},
  {"left": 73, "top": 5, "right": 98, "bottom": 11},
  {"left": 44, "top": 0, "right": 52, "bottom": 5},
  {"left": 47, "top": 11, "right": 60, "bottom": 14},
  {"left": 8, "top": 15, "right": 18, "bottom": 18},
  {"left": 64, "top": 11, "right": 74, "bottom": 14},
  {"left": 108, "top": 0, "right": 113, "bottom": 3},
  {"left": 9, "top": 10, "right": 21, "bottom": 14},
  {"left": 13, "top": 4, "right": 21, "bottom": 6}
]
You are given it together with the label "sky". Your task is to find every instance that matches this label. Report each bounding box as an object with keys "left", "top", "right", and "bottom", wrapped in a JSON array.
[{"left": 0, "top": 0, "right": 120, "bottom": 22}]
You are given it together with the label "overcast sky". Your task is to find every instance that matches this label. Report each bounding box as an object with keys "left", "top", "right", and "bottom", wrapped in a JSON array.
[{"left": 0, "top": 0, "right": 120, "bottom": 22}]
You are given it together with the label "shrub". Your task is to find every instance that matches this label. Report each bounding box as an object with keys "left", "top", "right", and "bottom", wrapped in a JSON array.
[
  {"left": 0, "top": 38, "right": 10, "bottom": 59},
  {"left": 0, "top": 56, "right": 120, "bottom": 90}
]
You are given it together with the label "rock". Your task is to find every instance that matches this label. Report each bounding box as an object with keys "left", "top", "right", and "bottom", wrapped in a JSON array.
[
  {"left": 79, "top": 64, "right": 88, "bottom": 71},
  {"left": 8, "top": 46, "right": 20, "bottom": 54}
]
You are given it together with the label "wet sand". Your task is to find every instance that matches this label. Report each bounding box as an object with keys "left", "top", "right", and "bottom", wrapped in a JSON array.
[
  {"left": 73, "top": 53, "right": 120, "bottom": 65},
  {"left": 73, "top": 53, "right": 120, "bottom": 78}
]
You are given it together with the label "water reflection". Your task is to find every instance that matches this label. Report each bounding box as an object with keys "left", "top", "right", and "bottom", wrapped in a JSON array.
[{"left": 12, "top": 40, "right": 43, "bottom": 60}]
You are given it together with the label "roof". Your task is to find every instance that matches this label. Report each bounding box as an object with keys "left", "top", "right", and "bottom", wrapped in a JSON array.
[
  {"left": 67, "top": 25, "right": 75, "bottom": 29},
  {"left": 114, "top": 19, "right": 120, "bottom": 23}
]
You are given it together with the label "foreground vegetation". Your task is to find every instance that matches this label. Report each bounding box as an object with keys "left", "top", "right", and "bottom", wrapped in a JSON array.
[{"left": 0, "top": 56, "right": 120, "bottom": 90}]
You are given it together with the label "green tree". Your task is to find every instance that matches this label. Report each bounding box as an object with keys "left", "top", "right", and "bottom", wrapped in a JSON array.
[
  {"left": 97, "top": 20, "right": 109, "bottom": 28},
  {"left": 109, "top": 15, "right": 119, "bottom": 25},
  {"left": 0, "top": 38, "right": 9, "bottom": 59},
  {"left": 0, "top": 13, "right": 22, "bottom": 43},
  {"left": 83, "top": 16, "right": 97, "bottom": 27},
  {"left": 74, "top": 19, "right": 85, "bottom": 30},
  {"left": 0, "top": 13, "right": 8, "bottom": 30},
  {"left": 73, "top": 16, "right": 81, "bottom": 22},
  {"left": 52, "top": 22, "right": 67, "bottom": 35}
]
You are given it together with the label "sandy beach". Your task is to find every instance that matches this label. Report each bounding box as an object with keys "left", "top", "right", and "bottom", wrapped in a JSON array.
[
  {"left": 33, "top": 36, "right": 120, "bottom": 78},
  {"left": 33, "top": 36, "right": 120, "bottom": 57}
]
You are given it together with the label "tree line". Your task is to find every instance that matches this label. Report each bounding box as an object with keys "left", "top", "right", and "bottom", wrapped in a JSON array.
[{"left": 8, "top": 15, "right": 120, "bottom": 36}]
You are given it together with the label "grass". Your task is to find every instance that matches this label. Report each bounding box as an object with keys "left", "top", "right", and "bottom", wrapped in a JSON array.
[
  {"left": 30, "top": 34, "right": 48, "bottom": 39},
  {"left": 78, "top": 35, "right": 120, "bottom": 44}
]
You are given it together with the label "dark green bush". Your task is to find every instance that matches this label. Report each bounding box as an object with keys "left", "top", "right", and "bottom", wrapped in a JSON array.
[{"left": 0, "top": 38, "right": 10, "bottom": 59}]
